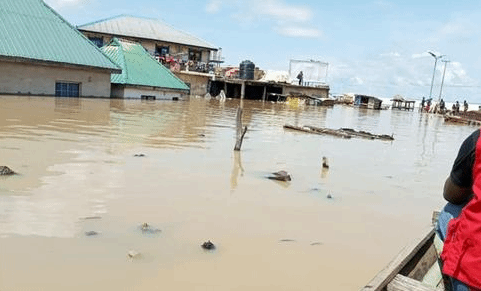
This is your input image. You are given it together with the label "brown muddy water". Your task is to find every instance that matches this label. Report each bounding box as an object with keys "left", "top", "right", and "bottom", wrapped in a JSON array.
[{"left": 0, "top": 96, "right": 475, "bottom": 290}]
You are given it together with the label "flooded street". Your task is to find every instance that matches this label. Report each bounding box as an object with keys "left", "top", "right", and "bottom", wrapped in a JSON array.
[{"left": 0, "top": 96, "right": 475, "bottom": 290}]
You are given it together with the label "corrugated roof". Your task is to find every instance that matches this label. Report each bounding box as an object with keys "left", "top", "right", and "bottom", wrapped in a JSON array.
[
  {"left": 0, "top": 0, "right": 120, "bottom": 72},
  {"left": 101, "top": 38, "right": 189, "bottom": 91},
  {"left": 78, "top": 15, "right": 217, "bottom": 50}
]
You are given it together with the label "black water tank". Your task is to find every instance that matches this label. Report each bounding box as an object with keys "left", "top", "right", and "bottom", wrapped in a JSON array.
[{"left": 239, "top": 60, "right": 255, "bottom": 80}]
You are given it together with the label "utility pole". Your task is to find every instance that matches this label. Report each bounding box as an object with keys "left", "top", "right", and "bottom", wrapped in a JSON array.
[
  {"left": 428, "top": 51, "right": 443, "bottom": 100},
  {"left": 438, "top": 60, "right": 450, "bottom": 102}
]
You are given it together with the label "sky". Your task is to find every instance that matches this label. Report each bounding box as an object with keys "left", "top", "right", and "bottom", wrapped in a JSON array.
[{"left": 45, "top": 0, "right": 481, "bottom": 103}]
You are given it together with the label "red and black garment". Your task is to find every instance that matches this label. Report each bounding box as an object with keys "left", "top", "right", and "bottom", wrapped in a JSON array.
[{"left": 442, "top": 128, "right": 481, "bottom": 289}]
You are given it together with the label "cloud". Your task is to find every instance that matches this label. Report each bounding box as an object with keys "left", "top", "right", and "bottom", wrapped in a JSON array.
[
  {"left": 326, "top": 48, "right": 479, "bottom": 101},
  {"left": 206, "top": 0, "right": 223, "bottom": 14},
  {"left": 374, "top": 0, "right": 394, "bottom": 10},
  {"left": 411, "top": 52, "right": 429, "bottom": 59},
  {"left": 443, "top": 61, "right": 475, "bottom": 86},
  {"left": 276, "top": 26, "right": 322, "bottom": 38},
  {"left": 209, "top": 0, "right": 320, "bottom": 38},
  {"left": 351, "top": 77, "right": 364, "bottom": 85},
  {"left": 381, "top": 52, "right": 401, "bottom": 58},
  {"left": 44, "top": 0, "right": 87, "bottom": 9},
  {"left": 411, "top": 51, "right": 443, "bottom": 59},
  {"left": 254, "top": 0, "right": 313, "bottom": 22}
]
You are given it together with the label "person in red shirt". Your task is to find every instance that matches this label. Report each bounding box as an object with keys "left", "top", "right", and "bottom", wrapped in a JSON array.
[{"left": 437, "top": 129, "right": 481, "bottom": 291}]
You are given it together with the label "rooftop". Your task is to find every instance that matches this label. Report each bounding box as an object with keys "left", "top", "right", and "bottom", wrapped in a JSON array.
[
  {"left": 79, "top": 15, "right": 217, "bottom": 50},
  {"left": 101, "top": 38, "right": 189, "bottom": 91},
  {"left": 0, "top": 0, "right": 120, "bottom": 72}
]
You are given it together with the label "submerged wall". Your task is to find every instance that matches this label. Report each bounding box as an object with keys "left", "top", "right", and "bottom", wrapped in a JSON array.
[
  {"left": 111, "top": 84, "right": 187, "bottom": 100},
  {"left": 175, "top": 71, "right": 211, "bottom": 96},
  {"left": 283, "top": 85, "right": 329, "bottom": 99},
  {"left": 0, "top": 61, "right": 111, "bottom": 97}
]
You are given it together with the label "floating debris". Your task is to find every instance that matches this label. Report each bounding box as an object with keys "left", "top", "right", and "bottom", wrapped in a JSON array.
[
  {"left": 0, "top": 166, "right": 15, "bottom": 176},
  {"left": 134, "top": 153, "right": 146, "bottom": 157},
  {"left": 284, "top": 124, "right": 351, "bottom": 138},
  {"left": 310, "top": 242, "right": 323, "bottom": 246},
  {"left": 279, "top": 239, "right": 296, "bottom": 242},
  {"left": 341, "top": 128, "right": 394, "bottom": 140},
  {"left": 201, "top": 240, "right": 215, "bottom": 250},
  {"left": 308, "top": 187, "right": 322, "bottom": 193},
  {"left": 267, "top": 170, "right": 291, "bottom": 182},
  {"left": 322, "top": 157, "right": 329, "bottom": 169},
  {"left": 284, "top": 124, "right": 394, "bottom": 141},
  {"left": 85, "top": 231, "right": 99, "bottom": 236},
  {"left": 80, "top": 216, "right": 102, "bottom": 220},
  {"left": 327, "top": 193, "right": 333, "bottom": 199},
  {"left": 140, "top": 222, "right": 149, "bottom": 230},
  {"left": 127, "top": 250, "right": 141, "bottom": 259},
  {"left": 140, "top": 223, "right": 161, "bottom": 234}
]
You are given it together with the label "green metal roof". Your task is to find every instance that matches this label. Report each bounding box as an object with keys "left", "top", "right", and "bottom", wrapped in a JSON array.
[
  {"left": 101, "top": 38, "right": 189, "bottom": 91},
  {"left": 0, "top": 0, "right": 120, "bottom": 72}
]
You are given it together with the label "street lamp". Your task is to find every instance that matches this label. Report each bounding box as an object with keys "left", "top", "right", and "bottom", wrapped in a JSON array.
[
  {"left": 428, "top": 51, "right": 443, "bottom": 100},
  {"left": 438, "top": 60, "right": 450, "bottom": 102}
]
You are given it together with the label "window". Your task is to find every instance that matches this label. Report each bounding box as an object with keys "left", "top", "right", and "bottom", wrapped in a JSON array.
[
  {"left": 88, "top": 37, "right": 104, "bottom": 48},
  {"left": 188, "top": 49, "right": 202, "bottom": 62},
  {"left": 55, "top": 82, "right": 80, "bottom": 97},
  {"left": 141, "top": 95, "right": 156, "bottom": 100},
  {"left": 156, "top": 46, "right": 169, "bottom": 56}
]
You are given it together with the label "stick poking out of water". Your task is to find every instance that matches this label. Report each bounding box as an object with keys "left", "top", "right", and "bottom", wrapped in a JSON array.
[{"left": 234, "top": 107, "right": 247, "bottom": 151}]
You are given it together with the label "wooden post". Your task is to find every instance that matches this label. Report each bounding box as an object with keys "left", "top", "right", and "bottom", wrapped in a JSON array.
[
  {"left": 234, "top": 107, "right": 247, "bottom": 151},
  {"left": 240, "top": 81, "right": 245, "bottom": 108}
]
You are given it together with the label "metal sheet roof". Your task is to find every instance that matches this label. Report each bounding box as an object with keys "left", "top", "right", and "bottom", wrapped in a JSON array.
[
  {"left": 101, "top": 38, "right": 189, "bottom": 91},
  {"left": 0, "top": 0, "right": 121, "bottom": 71},
  {"left": 78, "top": 15, "right": 217, "bottom": 50}
]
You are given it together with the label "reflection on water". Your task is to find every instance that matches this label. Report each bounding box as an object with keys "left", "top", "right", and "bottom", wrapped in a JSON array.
[
  {"left": 230, "top": 151, "right": 244, "bottom": 191},
  {"left": 0, "top": 96, "right": 476, "bottom": 291}
]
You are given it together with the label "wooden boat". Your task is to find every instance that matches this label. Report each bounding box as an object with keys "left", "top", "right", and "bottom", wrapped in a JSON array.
[
  {"left": 360, "top": 225, "right": 448, "bottom": 291},
  {"left": 444, "top": 114, "right": 481, "bottom": 126}
]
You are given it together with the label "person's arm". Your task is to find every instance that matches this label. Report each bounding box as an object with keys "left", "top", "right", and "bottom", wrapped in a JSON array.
[
  {"left": 444, "top": 129, "right": 479, "bottom": 205},
  {"left": 443, "top": 176, "right": 472, "bottom": 205}
]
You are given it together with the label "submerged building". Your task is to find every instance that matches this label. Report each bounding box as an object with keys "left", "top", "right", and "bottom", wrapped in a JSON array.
[
  {"left": 101, "top": 38, "right": 189, "bottom": 99},
  {"left": 77, "top": 15, "right": 222, "bottom": 68},
  {"left": 78, "top": 15, "right": 224, "bottom": 97},
  {"left": 353, "top": 94, "right": 383, "bottom": 110},
  {"left": 0, "top": 0, "right": 121, "bottom": 97}
]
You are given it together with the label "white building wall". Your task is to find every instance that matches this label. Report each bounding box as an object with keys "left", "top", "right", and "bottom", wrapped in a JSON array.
[
  {"left": 0, "top": 61, "right": 111, "bottom": 97},
  {"left": 113, "top": 85, "right": 186, "bottom": 100}
]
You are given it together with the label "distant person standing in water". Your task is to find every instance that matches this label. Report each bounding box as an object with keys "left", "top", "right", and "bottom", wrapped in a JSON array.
[
  {"left": 464, "top": 100, "right": 469, "bottom": 112},
  {"left": 426, "top": 99, "right": 432, "bottom": 112},
  {"left": 297, "top": 71, "right": 303, "bottom": 86},
  {"left": 420, "top": 97, "right": 425, "bottom": 112}
]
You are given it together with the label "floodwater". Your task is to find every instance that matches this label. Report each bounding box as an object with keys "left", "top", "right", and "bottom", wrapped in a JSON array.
[{"left": 0, "top": 96, "right": 475, "bottom": 291}]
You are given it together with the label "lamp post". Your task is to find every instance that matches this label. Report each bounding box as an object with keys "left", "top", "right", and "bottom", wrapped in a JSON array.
[
  {"left": 438, "top": 60, "right": 450, "bottom": 102},
  {"left": 428, "top": 51, "right": 443, "bottom": 100}
]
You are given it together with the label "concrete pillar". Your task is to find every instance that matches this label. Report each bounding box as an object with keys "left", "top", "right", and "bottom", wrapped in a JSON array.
[{"left": 262, "top": 85, "right": 267, "bottom": 102}]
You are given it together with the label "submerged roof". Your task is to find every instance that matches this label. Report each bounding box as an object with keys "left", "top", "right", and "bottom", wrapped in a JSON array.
[
  {"left": 101, "top": 38, "right": 189, "bottom": 91},
  {"left": 0, "top": 0, "right": 120, "bottom": 71},
  {"left": 78, "top": 15, "right": 217, "bottom": 50}
]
